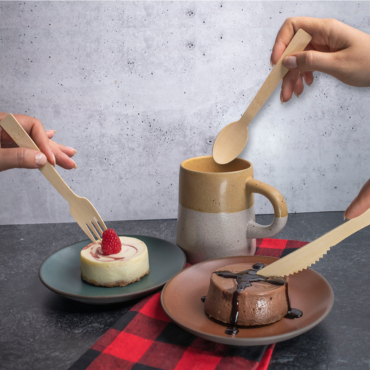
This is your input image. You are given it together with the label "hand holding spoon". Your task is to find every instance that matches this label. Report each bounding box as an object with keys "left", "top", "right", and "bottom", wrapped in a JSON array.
[{"left": 212, "top": 29, "right": 312, "bottom": 165}]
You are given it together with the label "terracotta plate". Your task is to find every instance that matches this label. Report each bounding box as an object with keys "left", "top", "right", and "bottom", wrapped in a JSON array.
[
  {"left": 39, "top": 235, "right": 186, "bottom": 304},
  {"left": 161, "top": 255, "right": 334, "bottom": 346}
]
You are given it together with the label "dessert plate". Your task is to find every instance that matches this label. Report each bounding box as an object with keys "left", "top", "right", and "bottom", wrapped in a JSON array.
[
  {"left": 161, "top": 255, "right": 334, "bottom": 346},
  {"left": 39, "top": 235, "right": 186, "bottom": 304}
]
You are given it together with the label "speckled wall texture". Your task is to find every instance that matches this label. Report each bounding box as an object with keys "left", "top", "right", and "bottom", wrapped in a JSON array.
[{"left": 1, "top": 2, "right": 369, "bottom": 225}]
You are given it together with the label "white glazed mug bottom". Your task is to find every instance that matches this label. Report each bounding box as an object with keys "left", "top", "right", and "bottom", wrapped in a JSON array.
[{"left": 177, "top": 204, "right": 257, "bottom": 264}]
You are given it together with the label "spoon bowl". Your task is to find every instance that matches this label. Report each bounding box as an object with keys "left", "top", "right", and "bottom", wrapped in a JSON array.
[{"left": 213, "top": 121, "right": 248, "bottom": 164}]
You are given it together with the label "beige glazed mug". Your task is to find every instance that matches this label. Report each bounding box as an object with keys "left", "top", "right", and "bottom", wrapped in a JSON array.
[{"left": 176, "top": 156, "right": 288, "bottom": 264}]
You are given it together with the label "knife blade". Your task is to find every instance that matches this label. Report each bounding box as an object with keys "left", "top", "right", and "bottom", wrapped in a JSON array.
[{"left": 258, "top": 208, "right": 370, "bottom": 277}]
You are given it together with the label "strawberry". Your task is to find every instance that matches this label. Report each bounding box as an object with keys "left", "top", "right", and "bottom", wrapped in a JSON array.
[{"left": 101, "top": 229, "right": 122, "bottom": 255}]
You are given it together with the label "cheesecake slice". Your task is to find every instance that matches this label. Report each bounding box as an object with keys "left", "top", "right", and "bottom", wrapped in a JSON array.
[{"left": 80, "top": 236, "right": 149, "bottom": 287}]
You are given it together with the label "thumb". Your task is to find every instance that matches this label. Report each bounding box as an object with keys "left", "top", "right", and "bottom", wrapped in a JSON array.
[
  {"left": 0, "top": 148, "right": 47, "bottom": 172},
  {"left": 344, "top": 179, "right": 370, "bottom": 220},
  {"left": 283, "top": 50, "right": 342, "bottom": 76}
]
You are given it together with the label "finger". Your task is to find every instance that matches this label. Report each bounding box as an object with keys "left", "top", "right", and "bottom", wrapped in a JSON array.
[
  {"left": 294, "top": 75, "right": 304, "bottom": 97},
  {"left": 52, "top": 141, "right": 77, "bottom": 158},
  {"left": 0, "top": 148, "right": 47, "bottom": 172},
  {"left": 1, "top": 121, "right": 56, "bottom": 145},
  {"left": 302, "top": 71, "right": 314, "bottom": 86},
  {"left": 49, "top": 140, "right": 77, "bottom": 169},
  {"left": 282, "top": 50, "right": 343, "bottom": 77},
  {"left": 281, "top": 69, "right": 300, "bottom": 103},
  {"left": 12, "top": 114, "right": 55, "bottom": 167},
  {"left": 271, "top": 17, "right": 330, "bottom": 65},
  {"left": 272, "top": 37, "right": 317, "bottom": 67},
  {"left": 271, "top": 38, "right": 290, "bottom": 66},
  {"left": 1, "top": 132, "right": 55, "bottom": 147},
  {"left": 46, "top": 130, "right": 56, "bottom": 139},
  {"left": 344, "top": 179, "right": 370, "bottom": 219},
  {"left": 1, "top": 139, "right": 76, "bottom": 157},
  {"left": 0, "top": 128, "right": 17, "bottom": 145},
  {"left": 53, "top": 149, "right": 77, "bottom": 170},
  {"left": 29, "top": 120, "right": 55, "bottom": 166}
]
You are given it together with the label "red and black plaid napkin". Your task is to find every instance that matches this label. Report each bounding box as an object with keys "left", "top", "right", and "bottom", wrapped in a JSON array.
[{"left": 70, "top": 238, "right": 308, "bottom": 370}]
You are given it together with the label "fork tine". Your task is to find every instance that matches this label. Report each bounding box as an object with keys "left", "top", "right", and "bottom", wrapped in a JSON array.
[
  {"left": 95, "top": 213, "right": 107, "bottom": 231},
  {"left": 82, "top": 224, "right": 98, "bottom": 243},
  {"left": 92, "top": 218, "right": 104, "bottom": 234},
  {"left": 88, "top": 221, "right": 102, "bottom": 241},
  {"left": 75, "top": 217, "right": 97, "bottom": 243}
]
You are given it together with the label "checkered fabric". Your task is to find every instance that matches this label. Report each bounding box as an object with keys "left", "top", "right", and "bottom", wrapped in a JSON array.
[{"left": 70, "top": 238, "right": 308, "bottom": 370}]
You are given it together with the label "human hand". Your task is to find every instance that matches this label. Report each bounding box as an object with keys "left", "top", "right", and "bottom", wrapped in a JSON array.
[
  {"left": 271, "top": 17, "right": 370, "bottom": 103},
  {"left": 0, "top": 113, "right": 77, "bottom": 172},
  {"left": 344, "top": 179, "right": 370, "bottom": 220}
]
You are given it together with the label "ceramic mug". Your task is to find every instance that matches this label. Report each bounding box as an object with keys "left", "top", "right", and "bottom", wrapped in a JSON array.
[{"left": 176, "top": 156, "right": 288, "bottom": 264}]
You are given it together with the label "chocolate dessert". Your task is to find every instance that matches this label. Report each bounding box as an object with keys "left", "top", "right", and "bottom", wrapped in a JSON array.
[{"left": 203, "top": 262, "right": 302, "bottom": 334}]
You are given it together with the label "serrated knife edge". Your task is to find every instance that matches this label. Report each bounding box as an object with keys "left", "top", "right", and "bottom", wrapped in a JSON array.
[{"left": 258, "top": 208, "right": 370, "bottom": 277}]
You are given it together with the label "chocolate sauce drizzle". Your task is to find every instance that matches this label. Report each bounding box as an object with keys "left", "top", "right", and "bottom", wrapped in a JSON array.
[{"left": 202, "top": 262, "right": 302, "bottom": 335}]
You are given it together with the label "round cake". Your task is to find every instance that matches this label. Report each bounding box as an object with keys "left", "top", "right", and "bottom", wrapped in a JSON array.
[
  {"left": 204, "top": 263, "right": 289, "bottom": 327},
  {"left": 80, "top": 236, "right": 149, "bottom": 287}
]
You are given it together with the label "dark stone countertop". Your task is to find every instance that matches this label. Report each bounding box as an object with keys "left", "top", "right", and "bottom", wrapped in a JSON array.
[{"left": 1, "top": 212, "right": 370, "bottom": 369}]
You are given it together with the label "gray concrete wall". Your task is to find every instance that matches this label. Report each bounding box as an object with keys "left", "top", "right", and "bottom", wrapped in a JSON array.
[{"left": 1, "top": 1, "right": 369, "bottom": 225}]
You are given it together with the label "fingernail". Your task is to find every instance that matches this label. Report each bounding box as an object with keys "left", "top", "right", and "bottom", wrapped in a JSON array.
[
  {"left": 74, "top": 162, "right": 77, "bottom": 169},
  {"left": 283, "top": 56, "right": 297, "bottom": 69},
  {"left": 69, "top": 147, "right": 78, "bottom": 154},
  {"left": 344, "top": 208, "right": 348, "bottom": 220},
  {"left": 35, "top": 153, "right": 47, "bottom": 167},
  {"left": 52, "top": 153, "right": 56, "bottom": 167},
  {"left": 53, "top": 130, "right": 57, "bottom": 134},
  {"left": 294, "top": 91, "right": 299, "bottom": 98},
  {"left": 280, "top": 90, "right": 284, "bottom": 105}
]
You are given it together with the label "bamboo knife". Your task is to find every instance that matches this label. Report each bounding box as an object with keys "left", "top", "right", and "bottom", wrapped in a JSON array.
[{"left": 258, "top": 208, "right": 370, "bottom": 277}]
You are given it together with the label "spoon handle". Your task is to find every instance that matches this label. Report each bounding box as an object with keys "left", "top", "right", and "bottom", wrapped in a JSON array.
[{"left": 239, "top": 29, "right": 312, "bottom": 131}]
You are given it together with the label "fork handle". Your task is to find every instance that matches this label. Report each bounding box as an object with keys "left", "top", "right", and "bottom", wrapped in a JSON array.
[{"left": 0, "top": 114, "right": 76, "bottom": 202}]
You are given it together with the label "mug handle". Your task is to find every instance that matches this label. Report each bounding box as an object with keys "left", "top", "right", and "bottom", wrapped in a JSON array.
[{"left": 245, "top": 178, "right": 288, "bottom": 239}]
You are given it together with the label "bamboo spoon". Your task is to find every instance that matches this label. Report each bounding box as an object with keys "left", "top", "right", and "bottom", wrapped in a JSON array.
[
  {"left": 0, "top": 114, "right": 107, "bottom": 243},
  {"left": 212, "top": 29, "right": 312, "bottom": 165},
  {"left": 258, "top": 209, "right": 370, "bottom": 277}
]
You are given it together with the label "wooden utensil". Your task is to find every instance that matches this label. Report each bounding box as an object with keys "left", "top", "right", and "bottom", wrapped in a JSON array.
[
  {"left": 212, "top": 29, "right": 312, "bottom": 165},
  {"left": 258, "top": 209, "right": 370, "bottom": 277},
  {"left": 0, "top": 114, "right": 107, "bottom": 243}
]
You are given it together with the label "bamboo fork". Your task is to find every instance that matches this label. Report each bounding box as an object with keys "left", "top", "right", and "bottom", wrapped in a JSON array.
[{"left": 0, "top": 114, "right": 107, "bottom": 243}]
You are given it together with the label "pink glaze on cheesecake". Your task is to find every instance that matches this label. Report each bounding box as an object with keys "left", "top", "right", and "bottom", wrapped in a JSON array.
[{"left": 80, "top": 236, "right": 149, "bottom": 287}]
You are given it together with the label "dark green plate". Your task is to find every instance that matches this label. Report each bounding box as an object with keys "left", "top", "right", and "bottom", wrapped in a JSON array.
[{"left": 39, "top": 235, "right": 186, "bottom": 304}]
